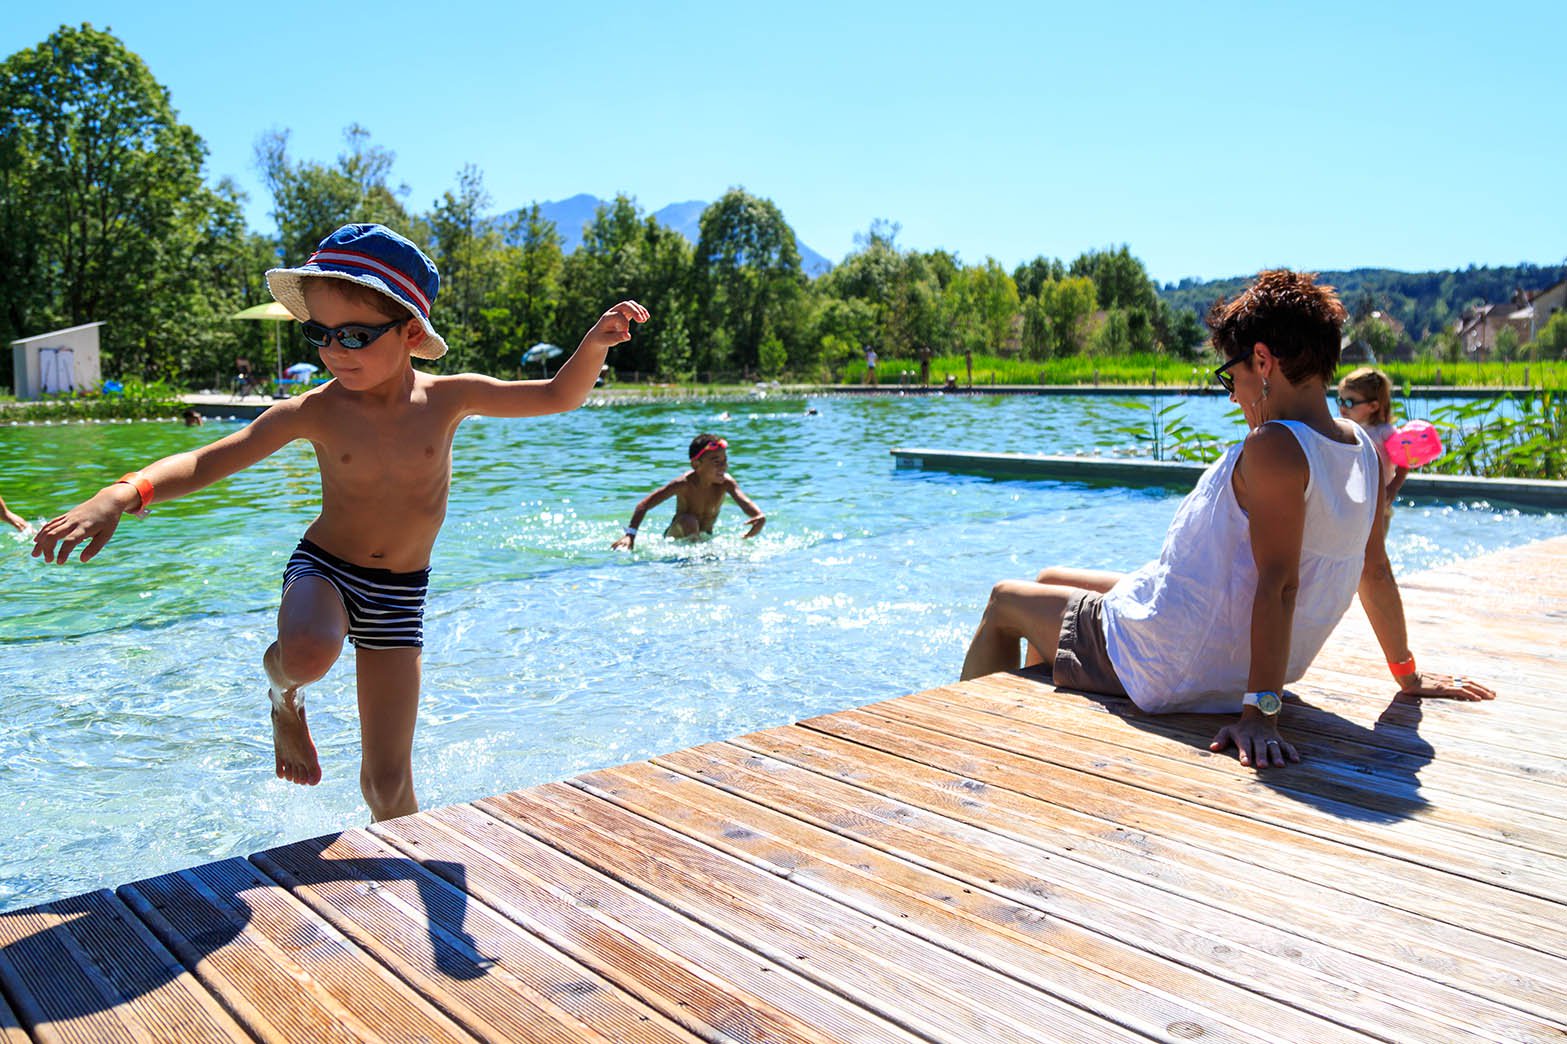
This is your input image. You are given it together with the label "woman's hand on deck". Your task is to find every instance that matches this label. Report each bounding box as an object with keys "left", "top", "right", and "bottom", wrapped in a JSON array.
[
  {"left": 1210, "top": 717, "right": 1299, "bottom": 769},
  {"left": 1395, "top": 672, "right": 1496, "bottom": 702}
]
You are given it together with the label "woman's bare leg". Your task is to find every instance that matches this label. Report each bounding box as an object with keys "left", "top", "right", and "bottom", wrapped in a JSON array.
[
  {"left": 961, "top": 580, "right": 1080, "bottom": 681},
  {"left": 355, "top": 646, "right": 422, "bottom": 822},
  {"left": 1021, "top": 567, "right": 1124, "bottom": 665}
]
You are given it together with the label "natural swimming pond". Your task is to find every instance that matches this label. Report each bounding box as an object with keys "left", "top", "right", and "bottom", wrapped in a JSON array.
[{"left": 3, "top": 392, "right": 1564, "bottom": 909}]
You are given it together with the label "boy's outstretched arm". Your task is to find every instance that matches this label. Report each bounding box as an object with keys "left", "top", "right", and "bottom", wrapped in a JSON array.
[
  {"left": 454, "top": 301, "right": 648, "bottom": 420},
  {"left": 1358, "top": 479, "right": 1495, "bottom": 702},
  {"left": 31, "top": 401, "right": 308, "bottom": 564},
  {"left": 1, "top": 494, "right": 31, "bottom": 535},
  {"left": 726, "top": 478, "right": 766, "bottom": 538},
  {"left": 611, "top": 477, "right": 684, "bottom": 551}
]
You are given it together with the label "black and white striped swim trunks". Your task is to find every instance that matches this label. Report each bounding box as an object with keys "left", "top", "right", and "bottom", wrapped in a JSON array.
[{"left": 281, "top": 539, "right": 431, "bottom": 650}]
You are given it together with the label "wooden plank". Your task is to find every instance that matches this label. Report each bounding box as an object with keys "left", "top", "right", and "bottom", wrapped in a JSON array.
[
  {"left": 0, "top": 987, "right": 28, "bottom": 1044},
  {"left": 1253, "top": 672, "right": 1567, "bottom": 789},
  {"left": 479, "top": 783, "right": 1146, "bottom": 1043},
  {"left": 730, "top": 723, "right": 1567, "bottom": 1024},
  {"left": 373, "top": 803, "right": 928, "bottom": 1044},
  {"left": 942, "top": 677, "right": 1567, "bottom": 850},
  {"left": 0, "top": 887, "right": 247, "bottom": 1043},
  {"left": 839, "top": 696, "right": 1567, "bottom": 916},
  {"left": 813, "top": 702, "right": 1567, "bottom": 954},
  {"left": 573, "top": 760, "right": 1373, "bottom": 1042},
  {"left": 981, "top": 669, "right": 1567, "bottom": 811},
  {"left": 120, "top": 856, "right": 476, "bottom": 1044},
  {"left": 657, "top": 740, "right": 1563, "bottom": 1043},
  {"left": 253, "top": 830, "right": 700, "bottom": 1044}
]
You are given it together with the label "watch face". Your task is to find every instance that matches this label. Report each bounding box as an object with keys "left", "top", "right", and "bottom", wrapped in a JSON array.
[{"left": 1255, "top": 691, "right": 1282, "bottom": 715}]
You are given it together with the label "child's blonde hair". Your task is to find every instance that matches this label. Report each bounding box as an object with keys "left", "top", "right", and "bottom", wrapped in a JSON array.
[{"left": 1339, "top": 366, "right": 1393, "bottom": 425}]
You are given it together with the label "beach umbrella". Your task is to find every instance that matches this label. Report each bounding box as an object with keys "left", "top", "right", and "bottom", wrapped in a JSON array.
[
  {"left": 285, "top": 362, "right": 319, "bottom": 379},
  {"left": 521, "top": 342, "right": 564, "bottom": 376},
  {"left": 229, "top": 300, "right": 294, "bottom": 382}
]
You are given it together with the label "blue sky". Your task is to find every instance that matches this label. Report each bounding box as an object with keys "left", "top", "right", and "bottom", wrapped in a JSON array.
[{"left": 8, "top": 1, "right": 1564, "bottom": 283}]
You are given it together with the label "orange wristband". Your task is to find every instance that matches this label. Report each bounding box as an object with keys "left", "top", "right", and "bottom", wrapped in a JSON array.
[
  {"left": 1388, "top": 656, "right": 1417, "bottom": 679},
  {"left": 117, "top": 471, "right": 154, "bottom": 517}
]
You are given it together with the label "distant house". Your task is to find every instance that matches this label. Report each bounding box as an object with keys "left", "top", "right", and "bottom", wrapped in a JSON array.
[
  {"left": 1508, "top": 277, "right": 1567, "bottom": 341},
  {"left": 1457, "top": 277, "right": 1566, "bottom": 358}
]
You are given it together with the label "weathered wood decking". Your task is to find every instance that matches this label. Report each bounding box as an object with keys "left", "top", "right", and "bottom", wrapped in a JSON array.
[{"left": 3, "top": 538, "right": 1565, "bottom": 1042}]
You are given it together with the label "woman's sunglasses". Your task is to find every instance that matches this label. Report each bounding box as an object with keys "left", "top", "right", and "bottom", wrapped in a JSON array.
[
  {"left": 300, "top": 318, "right": 405, "bottom": 350},
  {"left": 1212, "top": 347, "right": 1253, "bottom": 393}
]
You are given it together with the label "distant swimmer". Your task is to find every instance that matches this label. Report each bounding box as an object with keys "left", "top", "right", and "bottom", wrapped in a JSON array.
[{"left": 612, "top": 433, "right": 765, "bottom": 549}]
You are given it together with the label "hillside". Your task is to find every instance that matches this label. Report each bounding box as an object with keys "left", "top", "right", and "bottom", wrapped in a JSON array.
[{"left": 1157, "top": 262, "right": 1567, "bottom": 339}]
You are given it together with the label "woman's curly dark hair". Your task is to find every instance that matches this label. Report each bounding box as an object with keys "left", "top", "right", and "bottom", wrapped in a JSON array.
[{"left": 1207, "top": 270, "right": 1346, "bottom": 385}]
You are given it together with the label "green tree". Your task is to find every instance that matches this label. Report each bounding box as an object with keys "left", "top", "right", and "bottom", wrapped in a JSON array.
[
  {"left": 946, "top": 259, "right": 1020, "bottom": 353},
  {"left": 0, "top": 24, "right": 252, "bottom": 384},
  {"left": 1493, "top": 325, "right": 1521, "bottom": 362},
  {"left": 1090, "top": 310, "right": 1132, "bottom": 355},
  {"left": 1013, "top": 256, "right": 1066, "bottom": 300},
  {"left": 1531, "top": 310, "right": 1567, "bottom": 360},
  {"left": 557, "top": 194, "right": 644, "bottom": 355},
  {"left": 1069, "top": 245, "right": 1157, "bottom": 313},
  {"left": 425, "top": 164, "right": 508, "bottom": 371},
  {"left": 694, "top": 188, "right": 805, "bottom": 374},
  {"left": 1164, "top": 306, "right": 1207, "bottom": 359},
  {"left": 500, "top": 204, "right": 564, "bottom": 359},
  {"left": 1036, "top": 276, "right": 1098, "bottom": 356},
  {"left": 257, "top": 123, "right": 412, "bottom": 266}
]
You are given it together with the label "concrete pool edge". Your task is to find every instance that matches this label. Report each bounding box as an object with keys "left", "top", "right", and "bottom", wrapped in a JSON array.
[{"left": 891, "top": 447, "right": 1567, "bottom": 509}]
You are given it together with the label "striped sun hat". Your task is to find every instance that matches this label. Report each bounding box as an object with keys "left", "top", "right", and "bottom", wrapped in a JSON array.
[{"left": 266, "top": 223, "right": 447, "bottom": 360}]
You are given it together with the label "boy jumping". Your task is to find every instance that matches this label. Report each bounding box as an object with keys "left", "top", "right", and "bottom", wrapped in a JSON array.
[
  {"left": 32, "top": 223, "right": 647, "bottom": 820},
  {"left": 611, "top": 433, "right": 765, "bottom": 549}
]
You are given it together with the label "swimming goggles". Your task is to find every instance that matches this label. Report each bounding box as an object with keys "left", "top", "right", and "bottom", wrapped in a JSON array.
[
  {"left": 300, "top": 318, "right": 405, "bottom": 350},
  {"left": 691, "top": 438, "right": 728, "bottom": 462}
]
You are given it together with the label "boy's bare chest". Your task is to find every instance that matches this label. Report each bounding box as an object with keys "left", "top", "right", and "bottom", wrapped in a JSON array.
[
  {"left": 676, "top": 481, "right": 725, "bottom": 516},
  {"left": 313, "top": 408, "right": 456, "bottom": 495}
]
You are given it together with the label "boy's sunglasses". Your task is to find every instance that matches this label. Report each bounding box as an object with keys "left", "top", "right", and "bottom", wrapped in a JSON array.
[
  {"left": 1337, "top": 397, "right": 1368, "bottom": 409},
  {"left": 1212, "top": 347, "right": 1253, "bottom": 394},
  {"left": 300, "top": 318, "right": 404, "bottom": 350}
]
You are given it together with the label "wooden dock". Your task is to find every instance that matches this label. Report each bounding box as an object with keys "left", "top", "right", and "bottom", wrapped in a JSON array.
[{"left": 3, "top": 538, "right": 1564, "bottom": 1042}]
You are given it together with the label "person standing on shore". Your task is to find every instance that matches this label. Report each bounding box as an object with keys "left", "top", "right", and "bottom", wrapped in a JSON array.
[{"left": 865, "top": 346, "right": 878, "bottom": 386}]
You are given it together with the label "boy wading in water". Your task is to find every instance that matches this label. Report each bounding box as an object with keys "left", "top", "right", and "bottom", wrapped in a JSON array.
[
  {"left": 611, "top": 433, "right": 765, "bottom": 549},
  {"left": 32, "top": 224, "right": 648, "bottom": 820}
]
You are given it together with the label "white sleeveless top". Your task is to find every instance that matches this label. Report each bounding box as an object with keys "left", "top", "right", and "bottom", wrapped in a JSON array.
[{"left": 1101, "top": 420, "right": 1380, "bottom": 714}]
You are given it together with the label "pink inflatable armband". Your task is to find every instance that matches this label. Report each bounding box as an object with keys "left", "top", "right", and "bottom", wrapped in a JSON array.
[{"left": 1384, "top": 419, "right": 1443, "bottom": 469}]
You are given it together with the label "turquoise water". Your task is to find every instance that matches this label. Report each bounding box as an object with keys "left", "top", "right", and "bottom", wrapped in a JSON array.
[{"left": 2, "top": 392, "right": 1563, "bottom": 910}]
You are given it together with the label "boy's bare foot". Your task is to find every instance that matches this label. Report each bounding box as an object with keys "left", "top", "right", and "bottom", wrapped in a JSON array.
[{"left": 270, "top": 686, "right": 321, "bottom": 785}]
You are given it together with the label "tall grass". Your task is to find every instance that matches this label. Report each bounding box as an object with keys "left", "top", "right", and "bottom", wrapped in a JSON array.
[
  {"left": 1368, "top": 360, "right": 1567, "bottom": 390},
  {"left": 841, "top": 353, "right": 1213, "bottom": 387}
]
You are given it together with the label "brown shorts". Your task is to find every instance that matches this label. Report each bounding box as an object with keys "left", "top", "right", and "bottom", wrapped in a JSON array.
[{"left": 1052, "top": 591, "right": 1126, "bottom": 696}]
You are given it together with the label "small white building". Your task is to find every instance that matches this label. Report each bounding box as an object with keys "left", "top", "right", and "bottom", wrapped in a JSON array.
[{"left": 10, "top": 322, "right": 105, "bottom": 399}]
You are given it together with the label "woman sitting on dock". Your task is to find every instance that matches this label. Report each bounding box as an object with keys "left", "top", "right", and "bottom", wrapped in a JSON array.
[{"left": 959, "top": 269, "right": 1493, "bottom": 769}]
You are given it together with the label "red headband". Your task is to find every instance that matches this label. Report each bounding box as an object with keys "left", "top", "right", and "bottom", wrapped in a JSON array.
[{"left": 691, "top": 438, "right": 728, "bottom": 462}]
